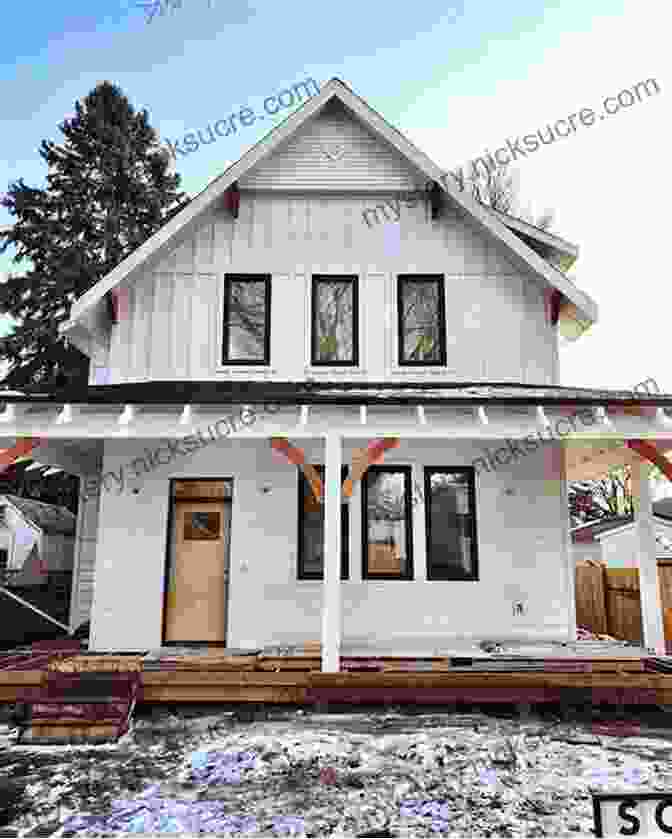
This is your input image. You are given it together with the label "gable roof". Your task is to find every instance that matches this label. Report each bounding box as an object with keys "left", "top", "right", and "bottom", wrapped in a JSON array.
[
  {"left": 59, "top": 78, "right": 598, "bottom": 356},
  {"left": 0, "top": 495, "right": 76, "bottom": 535}
]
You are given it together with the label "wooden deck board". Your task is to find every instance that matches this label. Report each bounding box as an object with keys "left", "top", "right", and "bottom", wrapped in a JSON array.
[{"left": 1, "top": 655, "right": 671, "bottom": 704}]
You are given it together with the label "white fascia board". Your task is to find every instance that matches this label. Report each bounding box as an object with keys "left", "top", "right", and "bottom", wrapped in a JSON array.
[
  {"left": 487, "top": 207, "right": 579, "bottom": 261},
  {"left": 62, "top": 78, "right": 598, "bottom": 332},
  {"left": 595, "top": 516, "right": 672, "bottom": 542}
]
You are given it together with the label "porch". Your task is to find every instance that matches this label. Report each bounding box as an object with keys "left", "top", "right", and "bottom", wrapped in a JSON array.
[
  {"left": 3, "top": 639, "right": 672, "bottom": 707},
  {"left": 1, "top": 382, "right": 672, "bottom": 672}
]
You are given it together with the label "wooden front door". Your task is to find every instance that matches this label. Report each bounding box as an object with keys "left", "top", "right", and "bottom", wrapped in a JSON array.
[{"left": 164, "top": 483, "right": 231, "bottom": 643}]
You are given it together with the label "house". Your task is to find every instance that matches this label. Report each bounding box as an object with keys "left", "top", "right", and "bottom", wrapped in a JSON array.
[
  {"left": 1, "top": 77, "right": 672, "bottom": 667},
  {"left": 572, "top": 503, "right": 672, "bottom": 568},
  {"left": 0, "top": 494, "right": 76, "bottom": 586}
]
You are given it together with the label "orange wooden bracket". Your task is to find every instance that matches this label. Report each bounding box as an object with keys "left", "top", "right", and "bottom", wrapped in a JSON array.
[
  {"left": 271, "top": 436, "right": 401, "bottom": 506},
  {"left": 342, "top": 438, "right": 400, "bottom": 499},
  {"left": 270, "top": 438, "right": 324, "bottom": 505},
  {"left": 626, "top": 439, "right": 672, "bottom": 483},
  {"left": 0, "top": 437, "right": 42, "bottom": 475}
]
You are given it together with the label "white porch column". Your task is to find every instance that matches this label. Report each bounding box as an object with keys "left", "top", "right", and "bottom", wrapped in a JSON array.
[
  {"left": 632, "top": 457, "right": 665, "bottom": 652},
  {"left": 321, "top": 432, "right": 342, "bottom": 672}
]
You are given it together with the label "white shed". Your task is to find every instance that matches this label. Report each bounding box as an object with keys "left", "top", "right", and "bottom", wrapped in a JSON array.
[{"left": 0, "top": 495, "right": 76, "bottom": 585}]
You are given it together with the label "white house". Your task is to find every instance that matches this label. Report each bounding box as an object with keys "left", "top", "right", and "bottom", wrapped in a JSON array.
[
  {"left": 1, "top": 77, "right": 672, "bottom": 667},
  {"left": 0, "top": 494, "right": 76, "bottom": 585}
]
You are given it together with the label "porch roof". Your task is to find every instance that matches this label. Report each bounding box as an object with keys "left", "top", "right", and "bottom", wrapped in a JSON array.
[{"left": 1, "top": 380, "right": 672, "bottom": 407}]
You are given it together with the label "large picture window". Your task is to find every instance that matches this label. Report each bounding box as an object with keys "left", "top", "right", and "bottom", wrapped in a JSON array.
[
  {"left": 222, "top": 274, "right": 271, "bottom": 364},
  {"left": 297, "top": 466, "right": 349, "bottom": 579},
  {"left": 424, "top": 467, "right": 478, "bottom": 580},
  {"left": 362, "top": 466, "right": 413, "bottom": 579},
  {"left": 397, "top": 275, "right": 446, "bottom": 366},
  {"left": 311, "top": 276, "right": 358, "bottom": 366}
]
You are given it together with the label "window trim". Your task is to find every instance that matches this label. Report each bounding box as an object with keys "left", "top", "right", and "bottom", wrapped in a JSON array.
[
  {"left": 396, "top": 274, "right": 447, "bottom": 367},
  {"left": 297, "top": 465, "right": 349, "bottom": 580},
  {"left": 310, "top": 275, "right": 359, "bottom": 367},
  {"left": 361, "top": 465, "right": 414, "bottom": 581},
  {"left": 424, "top": 466, "right": 479, "bottom": 581},
  {"left": 221, "top": 274, "right": 272, "bottom": 366}
]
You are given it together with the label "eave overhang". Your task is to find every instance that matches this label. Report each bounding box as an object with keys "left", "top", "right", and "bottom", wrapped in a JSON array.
[{"left": 1, "top": 382, "right": 672, "bottom": 443}]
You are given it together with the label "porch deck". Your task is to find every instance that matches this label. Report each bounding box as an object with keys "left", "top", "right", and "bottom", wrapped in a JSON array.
[{"left": 3, "top": 640, "right": 672, "bottom": 706}]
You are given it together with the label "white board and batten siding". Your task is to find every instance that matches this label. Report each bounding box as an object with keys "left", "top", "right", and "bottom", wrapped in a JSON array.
[
  {"left": 100, "top": 101, "right": 560, "bottom": 386},
  {"left": 89, "top": 438, "right": 572, "bottom": 652}
]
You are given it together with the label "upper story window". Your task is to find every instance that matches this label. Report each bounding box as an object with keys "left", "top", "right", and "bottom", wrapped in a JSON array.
[
  {"left": 397, "top": 275, "right": 446, "bottom": 366},
  {"left": 222, "top": 274, "right": 271, "bottom": 365},
  {"left": 311, "top": 275, "right": 358, "bottom": 366},
  {"left": 424, "top": 467, "right": 478, "bottom": 580}
]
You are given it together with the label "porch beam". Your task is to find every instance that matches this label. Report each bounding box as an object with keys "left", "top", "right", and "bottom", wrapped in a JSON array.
[
  {"left": 321, "top": 432, "right": 342, "bottom": 673},
  {"left": 632, "top": 457, "right": 666, "bottom": 653}
]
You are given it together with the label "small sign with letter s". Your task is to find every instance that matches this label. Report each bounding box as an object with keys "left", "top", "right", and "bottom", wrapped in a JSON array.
[{"left": 594, "top": 793, "right": 672, "bottom": 837}]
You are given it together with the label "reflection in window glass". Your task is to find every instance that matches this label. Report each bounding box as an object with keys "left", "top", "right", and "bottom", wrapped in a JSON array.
[
  {"left": 425, "top": 469, "right": 478, "bottom": 579},
  {"left": 223, "top": 276, "right": 270, "bottom": 363},
  {"left": 398, "top": 277, "right": 445, "bottom": 365},
  {"left": 363, "top": 468, "right": 412, "bottom": 578},
  {"left": 297, "top": 466, "right": 349, "bottom": 579},
  {"left": 312, "top": 277, "right": 357, "bottom": 364}
]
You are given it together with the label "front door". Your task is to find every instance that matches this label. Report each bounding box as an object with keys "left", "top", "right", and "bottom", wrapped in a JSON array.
[{"left": 164, "top": 480, "right": 231, "bottom": 643}]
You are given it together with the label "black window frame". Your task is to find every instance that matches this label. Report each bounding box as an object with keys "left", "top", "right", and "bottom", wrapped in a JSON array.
[
  {"left": 221, "top": 274, "right": 272, "bottom": 365},
  {"left": 424, "top": 466, "right": 479, "bottom": 581},
  {"left": 310, "top": 275, "right": 359, "bottom": 367},
  {"left": 361, "top": 465, "right": 414, "bottom": 580},
  {"left": 297, "top": 465, "right": 349, "bottom": 580},
  {"left": 396, "top": 274, "right": 447, "bottom": 367}
]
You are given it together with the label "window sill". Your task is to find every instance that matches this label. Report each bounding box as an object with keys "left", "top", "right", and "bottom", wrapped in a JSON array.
[
  {"left": 304, "top": 368, "right": 368, "bottom": 376},
  {"left": 216, "top": 367, "right": 279, "bottom": 375}
]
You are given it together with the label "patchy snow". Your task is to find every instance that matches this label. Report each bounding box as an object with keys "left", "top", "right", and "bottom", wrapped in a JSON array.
[{"left": 2, "top": 706, "right": 672, "bottom": 836}]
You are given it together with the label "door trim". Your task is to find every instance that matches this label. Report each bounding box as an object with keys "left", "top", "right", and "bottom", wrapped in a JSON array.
[{"left": 161, "top": 478, "right": 233, "bottom": 646}]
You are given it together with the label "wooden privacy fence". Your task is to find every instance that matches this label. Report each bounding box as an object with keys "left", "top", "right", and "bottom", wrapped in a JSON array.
[{"left": 576, "top": 560, "right": 672, "bottom": 643}]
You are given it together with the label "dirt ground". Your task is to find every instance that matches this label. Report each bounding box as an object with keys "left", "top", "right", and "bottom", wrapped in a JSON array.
[{"left": 2, "top": 703, "right": 672, "bottom": 836}]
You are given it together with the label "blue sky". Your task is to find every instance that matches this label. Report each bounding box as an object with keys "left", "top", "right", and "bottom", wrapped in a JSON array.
[{"left": 0, "top": 0, "right": 669, "bottom": 390}]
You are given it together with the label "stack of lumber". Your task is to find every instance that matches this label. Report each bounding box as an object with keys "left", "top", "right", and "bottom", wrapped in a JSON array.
[
  {"left": 141, "top": 653, "right": 258, "bottom": 671},
  {"left": 48, "top": 655, "right": 145, "bottom": 672},
  {"left": 17, "top": 669, "right": 141, "bottom": 744},
  {"left": 257, "top": 656, "right": 321, "bottom": 671}
]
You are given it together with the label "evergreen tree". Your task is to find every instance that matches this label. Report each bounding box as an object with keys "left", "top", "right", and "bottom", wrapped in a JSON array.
[{"left": 0, "top": 81, "right": 190, "bottom": 389}]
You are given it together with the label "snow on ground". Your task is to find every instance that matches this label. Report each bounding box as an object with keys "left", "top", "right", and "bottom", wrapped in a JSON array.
[{"left": 2, "top": 705, "right": 672, "bottom": 836}]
